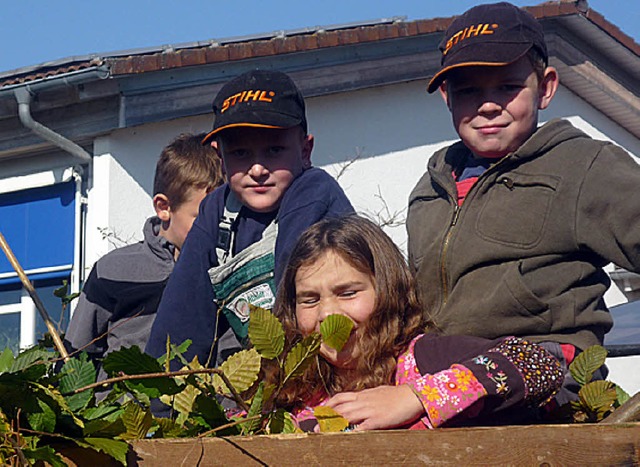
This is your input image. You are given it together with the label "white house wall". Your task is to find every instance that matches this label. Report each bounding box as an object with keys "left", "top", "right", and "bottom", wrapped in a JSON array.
[
  {"left": 86, "top": 77, "right": 640, "bottom": 267},
  {"left": 84, "top": 117, "right": 211, "bottom": 271}
]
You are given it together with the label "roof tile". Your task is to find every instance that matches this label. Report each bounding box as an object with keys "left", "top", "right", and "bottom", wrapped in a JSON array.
[
  {"left": 205, "top": 46, "right": 230, "bottom": 63},
  {"left": 1, "top": 5, "right": 638, "bottom": 85},
  {"left": 179, "top": 49, "right": 207, "bottom": 67},
  {"left": 317, "top": 30, "right": 340, "bottom": 48}
]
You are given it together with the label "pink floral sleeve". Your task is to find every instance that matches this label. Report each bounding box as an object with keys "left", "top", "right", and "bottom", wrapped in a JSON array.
[
  {"left": 396, "top": 335, "right": 563, "bottom": 428},
  {"left": 396, "top": 335, "right": 487, "bottom": 428}
]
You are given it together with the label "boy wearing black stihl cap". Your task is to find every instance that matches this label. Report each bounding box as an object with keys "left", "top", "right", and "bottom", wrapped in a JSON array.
[
  {"left": 147, "top": 69, "right": 354, "bottom": 371},
  {"left": 407, "top": 2, "right": 640, "bottom": 409}
]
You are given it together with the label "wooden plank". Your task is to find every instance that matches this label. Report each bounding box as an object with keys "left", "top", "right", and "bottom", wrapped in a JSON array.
[{"left": 126, "top": 423, "right": 640, "bottom": 466}]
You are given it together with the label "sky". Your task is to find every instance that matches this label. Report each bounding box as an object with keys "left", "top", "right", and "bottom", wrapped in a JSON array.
[{"left": 1, "top": 0, "right": 638, "bottom": 74}]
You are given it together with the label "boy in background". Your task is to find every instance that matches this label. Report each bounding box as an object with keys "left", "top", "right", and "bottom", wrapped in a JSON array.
[
  {"left": 146, "top": 69, "right": 354, "bottom": 368},
  {"left": 65, "top": 133, "right": 223, "bottom": 375},
  {"left": 407, "top": 2, "right": 640, "bottom": 406}
]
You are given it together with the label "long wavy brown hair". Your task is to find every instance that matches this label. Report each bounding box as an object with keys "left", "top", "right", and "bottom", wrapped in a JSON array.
[{"left": 266, "top": 215, "right": 429, "bottom": 412}]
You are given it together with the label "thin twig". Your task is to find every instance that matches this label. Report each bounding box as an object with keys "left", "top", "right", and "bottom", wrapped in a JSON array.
[
  {"left": 196, "top": 414, "right": 263, "bottom": 438},
  {"left": 333, "top": 147, "right": 363, "bottom": 181},
  {"left": 6, "top": 434, "right": 27, "bottom": 466},
  {"left": 63, "top": 307, "right": 146, "bottom": 361},
  {"left": 68, "top": 367, "right": 250, "bottom": 413},
  {"left": 0, "top": 232, "right": 68, "bottom": 361}
]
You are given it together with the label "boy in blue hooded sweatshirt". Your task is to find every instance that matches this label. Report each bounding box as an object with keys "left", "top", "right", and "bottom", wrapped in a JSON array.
[{"left": 146, "top": 69, "right": 354, "bottom": 368}]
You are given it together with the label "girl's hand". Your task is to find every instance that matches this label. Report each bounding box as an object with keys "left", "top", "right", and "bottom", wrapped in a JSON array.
[{"left": 323, "top": 385, "right": 424, "bottom": 431}]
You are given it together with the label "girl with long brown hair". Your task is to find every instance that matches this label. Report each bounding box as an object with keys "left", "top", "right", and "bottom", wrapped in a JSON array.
[{"left": 269, "top": 215, "right": 563, "bottom": 431}]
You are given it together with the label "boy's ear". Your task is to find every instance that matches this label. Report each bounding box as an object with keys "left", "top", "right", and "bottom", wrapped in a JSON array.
[
  {"left": 213, "top": 138, "right": 227, "bottom": 176},
  {"left": 538, "top": 66, "right": 559, "bottom": 110},
  {"left": 439, "top": 82, "right": 451, "bottom": 109},
  {"left": 153, "top": 193, "right": 171, "bottom": 221},
  {"left": 301, "top": 133, "right": 314, "bottom": 169}
]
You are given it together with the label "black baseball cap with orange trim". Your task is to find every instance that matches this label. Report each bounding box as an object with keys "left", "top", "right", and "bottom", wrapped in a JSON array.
[
  {"left": 202, "top": 69, "right": 307, "bottom": 144},
  {"left": 427, "top": 2, "right": 548, "bottom": 93}
]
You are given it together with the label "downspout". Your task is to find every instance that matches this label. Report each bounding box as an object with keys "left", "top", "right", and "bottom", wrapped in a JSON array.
[
  {"left": 70, "top": 168, "right": 86, "bottom": 311},
  {"left": 13, "top": 86, "right": 92, "bottom": 305},
  {"left": 14, "top": 87, "right": 91, "bottom": 163}
]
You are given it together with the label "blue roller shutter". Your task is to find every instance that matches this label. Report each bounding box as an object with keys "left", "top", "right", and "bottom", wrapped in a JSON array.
[{"left": 0, "top": 182, "right": 75, "bottom": 285}]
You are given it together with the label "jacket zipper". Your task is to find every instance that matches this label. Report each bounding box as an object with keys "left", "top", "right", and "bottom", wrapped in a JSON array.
[
  {"left": 440, "top": 204, "right": 460, "bottom": 305},
  {"left": 436, "top": 155, "right": 512, "bottom": 306}
]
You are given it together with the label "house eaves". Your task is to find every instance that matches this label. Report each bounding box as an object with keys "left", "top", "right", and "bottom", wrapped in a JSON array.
[{"left": 0, "top": 1, "right": 637, "bottom": 159}]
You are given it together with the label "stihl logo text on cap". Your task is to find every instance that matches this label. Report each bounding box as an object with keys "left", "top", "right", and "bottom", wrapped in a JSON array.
[
  {"left": 221, "top": 90, "right": 276, "bottom": 113},
  {"left": 443, "top": 23, "right": 499, "bottom": 56}
]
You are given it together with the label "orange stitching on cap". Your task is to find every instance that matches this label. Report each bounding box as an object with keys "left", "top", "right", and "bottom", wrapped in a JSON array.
[
  {"left": 208, "top": 123, "right": 287, "bottom": 138},
  {"left": 443, "top": 23, "right": 498, "bottom": 56},
  {"left": 427, "top": 60, "right": 511, "bottom": 92},
  {"left": 220, "top": 90, "right": 276, "bottom": 113}
]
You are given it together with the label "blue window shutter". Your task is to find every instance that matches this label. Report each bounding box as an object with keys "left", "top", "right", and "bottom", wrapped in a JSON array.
[{"left": 0, "top": 182, "right": 75, "bottom": 285}]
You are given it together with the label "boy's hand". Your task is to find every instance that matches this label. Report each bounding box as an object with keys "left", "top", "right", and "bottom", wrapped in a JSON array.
[{"left": 323, "top": 384, "right": 424, "bottom": 431}]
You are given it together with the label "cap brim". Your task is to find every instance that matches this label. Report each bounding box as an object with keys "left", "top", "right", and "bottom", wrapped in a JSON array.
[
  {"left": 201, "top": 123, "right": 286, "bottom": 145},
  {"left": 427, "top": 42, "right": 531, "bottom": 93},
  {"left": 201, "top": 111, "right": 303, "bottom": 145}
]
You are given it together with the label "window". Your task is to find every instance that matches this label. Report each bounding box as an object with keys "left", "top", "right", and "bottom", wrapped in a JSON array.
[{"left": 0, "top": 182, "right": 76, "bottom": 352}]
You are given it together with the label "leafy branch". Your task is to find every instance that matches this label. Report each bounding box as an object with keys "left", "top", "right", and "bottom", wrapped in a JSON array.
[{"left": 0, "top": 306, "right": 354, "bottom": 465}]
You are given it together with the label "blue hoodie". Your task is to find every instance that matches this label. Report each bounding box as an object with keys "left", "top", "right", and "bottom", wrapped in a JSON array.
[{"left": 146, "top": 167, "right": 354, "bottom": 364}]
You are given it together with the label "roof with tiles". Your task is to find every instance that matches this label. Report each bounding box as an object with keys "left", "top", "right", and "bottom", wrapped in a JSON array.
[{"left": 1, "top": 1, "right": 637, "bottom": 89}]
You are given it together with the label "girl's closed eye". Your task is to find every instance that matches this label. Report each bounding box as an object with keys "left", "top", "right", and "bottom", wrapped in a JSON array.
[
  {"left": 296, "top": 293, "right": 319, "bottom": 306},
  {"left": 339, "top": 289, "right": 357, "bottom": 298}
]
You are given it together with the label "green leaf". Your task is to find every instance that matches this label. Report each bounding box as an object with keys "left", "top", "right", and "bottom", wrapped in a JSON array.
[
  {"left": 248, "top": 306, "right": 285, "bottom": 359},
  {"left": 193, "top": 394, "right": 230, "bottom": 431},
  {"left": 23, "top": 445, "right": 67, "bottom": 467},
  {"left": 267, "top": 409, "right": 298, "bottom": 434},
  {"left": 83, "top": 404, "right": 123, "bottom": 422},
  {"left": 81, "top": 437, "right": 130, "bottom": 466},
  {"left": 283, "top": 334, "right": 321, "bottom": 384},
  {"left": 615, "top": 384, "right": 630, "bottom": 407},
  {"left": 59, "top": 354, "right": 96, "bottom": 411},
  {"left": 158, "top": 339, "right": 192, "bottom": 366},
  {"left": 129, "top": 379, "right": 179, "bottom": 400},
  {"left": 31, "top": 382, "right": 85, "bottom": 429},
  {"left": 241, "top": 382, "right": 265, "bottom": 435},
  {"left": 212, "top": 348, "right": 261, "bottom": 395},
  {"left": 0, "top": 347, "right": 14, "bottom": 373},
  {"left": 10, "top": 347, "right": 53, "bottom": 373},
  {"left": 103, "top": 345, "right": 182, "bottom": 397},
  {"left": 83, "top": 417, "right": 126, "bottom": 438},
  {"left": 320, "top": 314, "right": 353, "bottom": 351},
  {"left": 53, "top": 280, "right": 70, "bottom": 298},
  {"left": 578, "top": 380, "right": 617, "bottom": 420},
  {"left": 59, "top": 353, "right": 96, "bottom": 392},
  {"left": 119, "top": 402, "right": 153, "bottom": 440},
  {"left": 165, "top": 383, "right": 201, "bottom": 416},
  {"left": 27, "top": 398, "right": 57, "bottom": 433},
  {"left": 569, "top": 345, "right": 608, "bottom": 386},
  {"left": 102, "top": 345, "right": 163, "bottom": 376},
  {"left": 314, "top": 406, "right": 350, "bottom": 432},
  {"left": 53, "top": 279, "right": 80, "bottom": 305},
  {"left": 66, "top": 390, "right": 95, "bottom": 413},
  {"left": 152, "top": 417, "right": 185, "bottom": 438}
]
